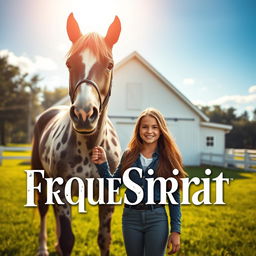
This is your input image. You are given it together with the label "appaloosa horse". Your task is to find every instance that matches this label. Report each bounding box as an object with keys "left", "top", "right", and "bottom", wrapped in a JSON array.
[{"left": 31, "top": 13, "right": 121, "bottom": 256}]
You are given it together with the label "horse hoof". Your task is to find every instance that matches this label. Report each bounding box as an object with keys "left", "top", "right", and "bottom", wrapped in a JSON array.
[
  {"left": 55, "top": 243, "right": 63, "bottom": 256},
  {"left": 36, "top": 249, "right": 49, "bottom": 256}
]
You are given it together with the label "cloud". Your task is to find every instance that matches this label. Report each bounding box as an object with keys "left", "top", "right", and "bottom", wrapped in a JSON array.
[
  {"left": 183, "top": 78, "right": 195, "bottom": 86},
  {"left": 192, "top": 94, "right": 256, "bottom": 107},
  {"left": 245, "top": 106, "right": 255, "bottom": 112},
  {"left": 33, "top": 56, "right": 57, "bottom": 71},
  {"left": 192, "top": 90, "right": 256, "bottom": 119},
  {"left": 0, "top": 49, "right": 57, "bottom": 74},
  {"left": 248, "top": 85, "right": 256, "bottom": 94},
  {"left": 208, "top": 94, "right": 256, "bottom": 105},
  {"left": 192, "top": 99, "right": 206, "bottom": 106}
]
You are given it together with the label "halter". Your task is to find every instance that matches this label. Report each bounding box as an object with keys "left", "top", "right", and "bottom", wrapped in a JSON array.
[{"left": 70, "top": 76, "right": 112, "bottom": 113}]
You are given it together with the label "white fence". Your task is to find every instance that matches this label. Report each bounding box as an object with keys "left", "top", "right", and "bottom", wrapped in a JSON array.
[
  {"left": 0, "top": 146, "right": 31, "bottom": 165},
  {"left": 201, "top": 149, "right": 256, "bottom": 172},
  {"left": 1, "top": 146, "right": 256, "bottom": 172}
]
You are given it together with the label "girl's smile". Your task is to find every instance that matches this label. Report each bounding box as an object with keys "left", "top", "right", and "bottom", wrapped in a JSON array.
[{"left": 139, "top": 115, "right": 161, "bottom": 145}]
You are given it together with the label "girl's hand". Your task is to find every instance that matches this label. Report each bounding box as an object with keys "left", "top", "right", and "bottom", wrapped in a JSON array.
[
  {"left": 167, "top": 232, "right": 180, "bottom": 254},
  {"left": 91, "top": 146, "right": 107, "bottom": 165}
]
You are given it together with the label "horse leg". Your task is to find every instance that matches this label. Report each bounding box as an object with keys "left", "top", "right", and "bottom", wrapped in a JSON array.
[
  {"left": 36, "top": 173, "right": 49, "bottom": 256},
  {"left": 98, "top": 204, "right": 115, "bottom": 256},
  {"left": 54, "top": 198, "right": 75, "bottom": 256},
  {"left": 32, "top": 135, "right": 49, "bottom": 256},
  {"left": 53, "top": 206, "right": 62, "bottom": 255}
]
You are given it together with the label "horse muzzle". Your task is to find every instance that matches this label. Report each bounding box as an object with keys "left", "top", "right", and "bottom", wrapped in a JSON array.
[{"left": 70, "top": 105, "right": 99, "bottom": 134}]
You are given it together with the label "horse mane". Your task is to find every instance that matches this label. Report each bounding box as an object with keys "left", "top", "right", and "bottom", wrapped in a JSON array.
[{"left": 66, "top": 32, "right": 112, "bottom": 61}]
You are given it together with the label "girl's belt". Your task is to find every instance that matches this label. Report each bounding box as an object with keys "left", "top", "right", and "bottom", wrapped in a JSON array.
[{"left": 124, "top": 203, "right": 164, "bottom": 210}]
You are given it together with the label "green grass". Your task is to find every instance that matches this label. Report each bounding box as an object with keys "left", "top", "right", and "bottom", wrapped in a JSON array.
[{"left": 0, "top": 159, "right": 256, "bottom": 256}]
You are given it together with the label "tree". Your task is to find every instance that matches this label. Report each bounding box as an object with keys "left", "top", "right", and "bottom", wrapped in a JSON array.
[
  {"left": 41, "top": 87, "right": 68, "bottom": 110},
  {"left": 226, "top": 119, "right": 256, "bottom": 148},
  {"left": 199, "top": 105, "right": 256, "bottom": 149},
  {"left": 238, "top": 110, "right": 249, "bottom": 122},
  {"left": 199, "top": 105, "right": 238, "bottom": 124},
  {"left": 0, "top": 56, "right": 41, "bottom": 144},
  {"left": 253, "top": 109, "right": 256, "bottom": 121}
]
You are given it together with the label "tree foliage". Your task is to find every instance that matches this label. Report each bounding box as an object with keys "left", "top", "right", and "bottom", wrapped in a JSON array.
[
  {"left": 41, "top": 87, "right": 68, "bottom": 109},
  {"left": 199, "top": 105, "right": 256, "bottom": 149},
  {"left": 0, "top": 55, "right": 41, "bottom": 144},
  {"left": 0, "top": 55, "right": 69, "bottom": 145}
]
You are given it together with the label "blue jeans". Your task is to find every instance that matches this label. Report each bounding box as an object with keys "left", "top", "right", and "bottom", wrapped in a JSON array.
[{"left": 122, "top": 206, "right": 169, "bottom": 256}]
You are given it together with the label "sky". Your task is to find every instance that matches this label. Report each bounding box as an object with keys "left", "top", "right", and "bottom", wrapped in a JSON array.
[{"left": 0, "top": 0, "right": 255, "bottom": 117}]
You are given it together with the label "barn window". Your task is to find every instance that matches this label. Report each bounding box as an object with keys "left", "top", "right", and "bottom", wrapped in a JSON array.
[
  {"left": 206, "top": 136, "right": 214, "bottom": 147},
  {"left": 126, "top": 83, "right": 142, "bottom": 110}
]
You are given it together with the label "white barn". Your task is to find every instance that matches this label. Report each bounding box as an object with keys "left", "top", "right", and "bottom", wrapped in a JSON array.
[{"left": 54, "top": 51, "right": 232, "bottom": 165}]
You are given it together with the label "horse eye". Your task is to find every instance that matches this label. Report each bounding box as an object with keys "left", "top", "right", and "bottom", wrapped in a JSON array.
[{"left": 107, "top": 62, "right": 113, "bottom": 71}]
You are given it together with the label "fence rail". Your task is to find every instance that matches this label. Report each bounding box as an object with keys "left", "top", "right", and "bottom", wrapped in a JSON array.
[
  {"left": 0, "top": 146, "right": 31, "bottom": 165},
  {"left": 201, "top": 149, "right": 256, "bottom": 172},
  {"left": 1, "top": 146, "right": 256, "bottom": 172}
]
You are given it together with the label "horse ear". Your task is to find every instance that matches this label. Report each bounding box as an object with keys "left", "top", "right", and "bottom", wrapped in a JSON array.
[
  {"left": 105, "top": 16, "right": 121, "bottom": 48},
  {"left": 67, "top": 13, "right": 82, "bottom": 43}
]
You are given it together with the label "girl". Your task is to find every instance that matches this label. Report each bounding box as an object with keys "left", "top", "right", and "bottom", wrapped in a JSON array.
[{"left": 91, "top": 108, "right": 187, "bottom": 256}]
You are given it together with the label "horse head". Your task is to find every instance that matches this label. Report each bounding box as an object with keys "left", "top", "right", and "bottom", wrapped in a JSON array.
[{"left": 66, "top": 13, "right": 121, "bottom": 134}]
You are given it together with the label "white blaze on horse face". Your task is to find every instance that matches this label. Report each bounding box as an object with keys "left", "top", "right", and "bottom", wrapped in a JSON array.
[
  {"left": 80, "top": 49, "right": 97, "bottom": 79},
  {"left": 77, "top": 49, "right": 99, "bottom": 106}
]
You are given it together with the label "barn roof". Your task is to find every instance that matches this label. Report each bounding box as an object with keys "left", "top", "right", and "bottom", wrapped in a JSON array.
[{"left": 115, "top": 51, "right": 209, "bottom": 122}]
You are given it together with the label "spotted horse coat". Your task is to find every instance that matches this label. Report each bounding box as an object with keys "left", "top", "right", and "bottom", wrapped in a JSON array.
[{"left": 32, "top": 13, "right": 121, "bottom": 256}]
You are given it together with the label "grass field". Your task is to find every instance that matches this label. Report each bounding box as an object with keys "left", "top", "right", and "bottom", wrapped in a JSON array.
[{"left": 0, "top": 157, "right": 256, "bottom": 256}]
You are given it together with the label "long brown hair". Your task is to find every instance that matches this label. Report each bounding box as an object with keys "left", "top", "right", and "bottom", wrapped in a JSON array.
[{"left": 121, "top": 108, "right": 187, "bottom": 188}]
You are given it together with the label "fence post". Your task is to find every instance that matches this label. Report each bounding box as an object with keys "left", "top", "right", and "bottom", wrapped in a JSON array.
[
  {"left": 222, "top": 152, "right": 225, "bottom": 167},
  {"left": 244, "top": 150, "right": 249, "bottom": 170}
]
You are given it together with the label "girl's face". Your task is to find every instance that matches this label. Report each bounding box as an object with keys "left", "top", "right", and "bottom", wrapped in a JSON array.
[{"left": 139, "top": 115, "right": 161, "bottom": 146}]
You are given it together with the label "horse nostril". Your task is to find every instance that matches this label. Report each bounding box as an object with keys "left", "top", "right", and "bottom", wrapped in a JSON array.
[
  {"left": 88, "top": 107, "right": 98, "bottom": 122},
  {"left": 70, "top": 106, "right": 79, "bottom": 122}
]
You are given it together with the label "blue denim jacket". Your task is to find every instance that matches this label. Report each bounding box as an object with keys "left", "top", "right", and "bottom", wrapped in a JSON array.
[{"left": 96, "top": 151, "right": 181, "bottom": 233}]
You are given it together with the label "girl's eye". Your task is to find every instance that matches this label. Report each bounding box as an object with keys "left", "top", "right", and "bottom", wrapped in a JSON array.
[{"left": 107, "top": 62, "right": 114, "bottom": 71}]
